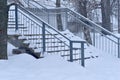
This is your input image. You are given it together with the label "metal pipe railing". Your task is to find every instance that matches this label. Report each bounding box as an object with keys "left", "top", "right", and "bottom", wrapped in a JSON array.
[
  {"left": 24, "top": 0, "right": 120, "bottom": 58},
  {"left": 8, "top": 4, "right": 86, "bottom": 67}
]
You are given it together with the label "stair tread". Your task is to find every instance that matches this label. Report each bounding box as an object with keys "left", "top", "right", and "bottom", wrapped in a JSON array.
[
  {"left": 8, "top": 21, "right": 16, "bottom": 23},
  {"left": 47, "top": 49, "right": 70, "bottom": 53},
  {"left": 24, "top": 41, "right": 63, "bottom": 44},
  {"left": 61, "top": 53, "right": 78, "bottom": 57},
  {"left": 8, "top": 23, "right": 24, "bottom": 25},
  {"left": 68, "top": 57, "right": 91, "bottom": 61},
  {"left": 20, "top": 34, "right": 58, "bottom": 36},
  {"left": 8, "top": 17, "right": 15, "bottom": 19},
  {"left": 8, "top": 27, "right": 27, "bottom": 29}
]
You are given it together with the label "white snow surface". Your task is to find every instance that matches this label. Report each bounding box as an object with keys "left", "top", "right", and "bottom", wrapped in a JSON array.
[
  {"left": 0, "top": 43, "right": 120, "bottom": 80},
  {"left": 5, "top": 0, "right": 120, "bottom": 79}
]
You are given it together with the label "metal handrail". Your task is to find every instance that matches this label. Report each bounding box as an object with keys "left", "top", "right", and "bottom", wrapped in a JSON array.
[
  {"left": 67, "top": 11, "right": 118, "bottom": 44},
  {"left": 26, "top": 0, "right": 119, "bottom": 39},
  {"left": 8, "top": 4, "right": 85, "bottom": 66},
  {"left": 18, "top": 5, "right": 71, "bottom": 41},
  {"left": 23, "top": 0, "right": 120, "bottom": 58},
  {"left": 67, "top": 9, "right": 119, "bottom": 39}
]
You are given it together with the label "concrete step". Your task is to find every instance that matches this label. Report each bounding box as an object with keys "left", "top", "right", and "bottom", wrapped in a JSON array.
[
  {"left": 47, "top": 49, "right": 70, "bottom": 53},
  {"left": 27, "top": 37, "right": 55, "bottom": 40},
  {"left": 67, "top": 57, "right": 91, "bottom": 61},
  {"left": 8, "top": 20, "right": 16, "bottom": 23},
  {"left": 28, "top": 43, "right": 66, "bottom": 49},
  {"left": 35, "top": 41, "right": 64, "bottom": 44},
  {"left": 8, "top": 27, "right": 27, "bottom": 29},
  {"left": 8, "top": 23, "right": 24, "bottom": 26},
  {"left": 8, "top": 17, "right": 15, "bottom": 20},
  {"left": 17, "top": 33, "right": 58, "bottom": 37},
  {"left": 61, "top": 53, "right": 78, "bottom": 57},
  {"left": 8, "top": 36, "right": 29, "bottom": 48}
]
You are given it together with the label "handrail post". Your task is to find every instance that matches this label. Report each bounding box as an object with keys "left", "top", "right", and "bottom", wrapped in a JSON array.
[
  {"left": 93, "top": 28, "right": 95, "bottom": 46},
  {"left": 81, "top": 42, "right": 85, "bottom": 67},
  {"left": 70, "top": 41, "right": 73, "bottom": 62},
  {"left": 15, "top": 4, "right": 18, "bottom": 31},
  {"left": 118, "top": 38, "right": 120, "bottom": 58},
  {"left": 42, "top": 22, "right": 46, "bottom": 52}
]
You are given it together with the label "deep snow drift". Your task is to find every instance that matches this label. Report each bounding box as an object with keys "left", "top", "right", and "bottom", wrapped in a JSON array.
[{"left": 0, "top": 43, "right": 120, "bottom": 80}]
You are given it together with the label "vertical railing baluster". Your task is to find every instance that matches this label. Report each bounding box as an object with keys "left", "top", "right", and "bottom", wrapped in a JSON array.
[
  {"left": 42, "top": 22, "right": 46, "bottom": 52},
  {"left": 15, "top": 4, "right": 18, "bottom": 31},
  {"left": 118, "top": 38, "right": 120, "bottom": 58},
  {"left": 53, "top": 35, "right": 55, "bottom": 53},
  {"left": 70, "top": 41, "right": 73, "bottom": 62},
  {"left": 93, "top": 28, "right": 95, "bottom": 46},
  {"left": 81, "top": 42, "right": 85, "bottom": 67}
]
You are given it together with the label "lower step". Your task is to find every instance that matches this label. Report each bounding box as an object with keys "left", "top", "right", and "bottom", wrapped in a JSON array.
[
  {"left": 67, "top": 57, "right": 91, "bottom": 61},
  {"left": 47, "top": 49, "right": 70, "bottom": 53},
  {"left": 61, "top": 53, "right": 78, "bottom": 57},
  {"left": 67, "top": 56, "right": 99, "bottom": 61},
  {"left": 8, "top": 27, "right": 27, "bottom": 29},
  {"left": 12, "top": 48, "right": 41, "bottom": 59}
]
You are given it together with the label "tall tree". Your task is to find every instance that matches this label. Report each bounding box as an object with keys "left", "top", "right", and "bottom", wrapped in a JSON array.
[
  {"left": 118, "top": 0, "right": 120, "bottom": 33},
  {"left": 74, "top": 0, "right": 92, "bottom": 44},
  {"left": 56, "top": 0, "right": 64, "bottom": 31},
  {"left": 101, "top": 0, "right": 112, "bottom": 34},
  {"left": 0, "top": 0, "right": 8, "bottom": 59}
]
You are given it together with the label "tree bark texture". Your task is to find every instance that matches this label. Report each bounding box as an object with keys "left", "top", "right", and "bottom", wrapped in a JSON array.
[
  {"left": 118, "top": 0, "right": 120, "bottom": 33},
  {"left": 0, "top": 0, "right": 8, "bottom": 59},
  {"left": 101, "top": 0, "right": 112, "bottom": 34},
  {"left": 76, "top": 0, "right": 92, "bottom": 45},
  {"left": 56, "top": 0, "right": 63, "bottom": 31}
]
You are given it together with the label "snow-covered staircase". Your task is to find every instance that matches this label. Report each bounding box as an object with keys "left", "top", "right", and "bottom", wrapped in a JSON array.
[
  {"left": 8, "top": 0, "right": 120, "bottom": 67},
  {"left": 8, "top": 4, "right": 90, "bottom": 66},
  {"left": 24, "top": 0, "right": 120, "bottom": 58}
]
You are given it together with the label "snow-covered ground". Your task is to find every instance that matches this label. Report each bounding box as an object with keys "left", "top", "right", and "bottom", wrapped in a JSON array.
[
  {"left": 0, "top": 43, "right": 120, "bottom": 80},
  {"left": 5, "top": 0, "right": 120, "bottom": 79}
]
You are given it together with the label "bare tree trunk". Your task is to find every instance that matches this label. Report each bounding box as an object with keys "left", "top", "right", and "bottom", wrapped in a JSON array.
[
  {"left": 118, "top": 0, "right": 120, "bottom": 33},
  {"left": 76, "top": 0, "right": 92, "bottom": 45},
  {"left": 0, "top": 0, "right": 8, "bottom": 59},
  {"left": 56, "top": 0, "right": 63, "bottom": 31},
  {"left": 101, "top": 0, "right": 112, "bottom": 34}
]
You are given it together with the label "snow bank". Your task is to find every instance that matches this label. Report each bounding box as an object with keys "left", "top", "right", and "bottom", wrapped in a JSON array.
[{"left": 1, "top": 48, "right": 120, "bottom": 80}]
